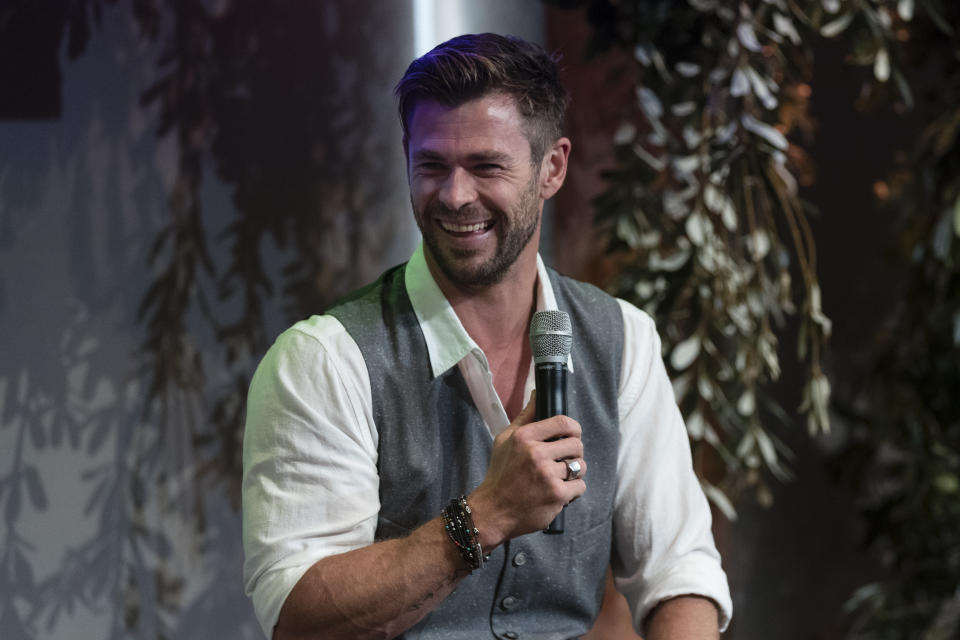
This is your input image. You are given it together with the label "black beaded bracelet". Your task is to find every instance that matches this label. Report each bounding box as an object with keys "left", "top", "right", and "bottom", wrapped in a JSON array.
[{"left": 441, "top": 496, "right": 486, "bottom": 571}]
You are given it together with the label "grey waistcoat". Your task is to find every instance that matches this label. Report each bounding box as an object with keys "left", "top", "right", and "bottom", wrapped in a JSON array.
[{"left": 327, "top": 264, "right": 623, "bottom": 640}]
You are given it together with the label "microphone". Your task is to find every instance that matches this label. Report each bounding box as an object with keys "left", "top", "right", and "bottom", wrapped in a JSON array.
[{"left": 529, "top": 309, "right": 573, "bottom": 534}]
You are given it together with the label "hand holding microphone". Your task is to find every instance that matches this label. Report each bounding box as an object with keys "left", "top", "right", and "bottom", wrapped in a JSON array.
[
  {"left": 529, "top": 310, "right": 576, "bottom": 534},
  {"left": 467, "top": 309, "right": 583, "bottom": 547}
]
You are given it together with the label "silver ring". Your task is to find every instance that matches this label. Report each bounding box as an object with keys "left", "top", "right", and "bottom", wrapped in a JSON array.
[{"left": 564, "top": 459, "right": 583, "bottom": 481}]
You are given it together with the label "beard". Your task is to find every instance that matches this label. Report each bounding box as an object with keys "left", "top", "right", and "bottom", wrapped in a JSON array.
[{"left": 414, "top": 177, "right": 540, "bottom": 288}]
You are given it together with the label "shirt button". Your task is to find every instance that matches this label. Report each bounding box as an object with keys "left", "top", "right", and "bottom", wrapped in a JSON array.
[
  {"left": 501, "top": 596, "right": 519, "bottom": 610},
  {"left": 504, "top": 632, "right": 519, "bottom": 639},
  {"left": 512, "top": 552, "right": 527, "bottom": 567}
]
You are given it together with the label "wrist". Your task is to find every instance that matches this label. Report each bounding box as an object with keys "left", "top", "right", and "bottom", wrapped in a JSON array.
[
  {"left": 464, "top": 489, "right": 510, "bottom": 551},
  {"left": 440, "top": 496, "right": 487, "bottom": 571}
]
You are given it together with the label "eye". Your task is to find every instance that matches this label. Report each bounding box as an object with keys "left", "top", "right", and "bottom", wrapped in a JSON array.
[
  {"left": 475, "top": 163, "right": 504, "bottom": 174},
  {"left": 416, "top": 161, "right": 446, "bottom": 172}
]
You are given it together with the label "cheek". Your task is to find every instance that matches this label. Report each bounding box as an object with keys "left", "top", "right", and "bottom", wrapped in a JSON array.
[{"left": 409, "top": 181, "right": 433, "bottom": 209}]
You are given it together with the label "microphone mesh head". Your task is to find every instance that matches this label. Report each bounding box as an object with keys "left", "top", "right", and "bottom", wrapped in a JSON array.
[{"left": 530, "top": 310, "right": 572, "bottom": 364}]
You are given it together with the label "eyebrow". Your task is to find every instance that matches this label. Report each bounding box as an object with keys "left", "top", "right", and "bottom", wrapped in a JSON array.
[{"left": 412, "top": 149, "right": 513, "bottom": 164}]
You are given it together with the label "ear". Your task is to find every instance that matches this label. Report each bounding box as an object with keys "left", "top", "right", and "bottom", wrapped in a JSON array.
[{"left": 538, "top": 137, "right": 571, "bottom": 200}]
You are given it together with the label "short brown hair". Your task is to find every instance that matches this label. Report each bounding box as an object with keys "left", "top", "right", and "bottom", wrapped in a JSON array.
[{"left": 395, "top": 33, "right": 570, "bottom": 164}]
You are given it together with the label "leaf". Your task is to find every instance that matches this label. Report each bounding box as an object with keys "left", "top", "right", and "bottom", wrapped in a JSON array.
[
  {"left": 671, "top": 335, "right": 702, "bottom": 371},
  {"left": 673, "top": 102, "right": 697, "bottom": 118},
  {"left": 685, "top": 211, "right": 707, "bottom": 246},
  {"left": 821, "top": 13, "right": 854, "bottom": 37},
  {"left": 634, "top": 44, "right": 651, "bottom": 66},
  {"left": 702, "top": 482, "right": 738, "bottom": 520},
  {"left": 705, "top": 184, "right": 738, "bottom": 230},
  {"left": 613, "top": 122, "right": 636, "bottom": 146},
  {"left": 636, "top": 87, "right": 663, "bottom": 120},
  {"left": 893, "top": 69, "right": 915, "bottom": 110},
  {"left": 6, "top": 477, "right": 21, "bottom": 522},
  {"left": 754, "top": 428, "right": 777, "bottom": 467},
  {"left": 954, "top": 195, "right": 960, "bottom": 238},
  {"left": 747, "top": 66, "right": 778, "bottom": 110},
  {"left": 933, "top": 208, "right": 954, "bottom": 260},
  {"left": 84, "top": 478, "right": 110, "bottom": 516},
  {"left": 933, "top": 473, "right": 959, "bottom": 494},
  {"left": 24, "top": 466, "right": 47, "bottom": 511},
  {"left": 616, "top": 216, "right": 642, "bottom": 248},
  {"left": 687, "top": 411, "right": 705, "bottom": 439},
  {"left": 675, "top": 61, "right": 700, "bottom": 77},
  {"left": 922, "top": 1, "right": 955, "bottom": 35},
  {"left": 737, "top": 390, "right": 756, "bottom": 416},
  {"left": 13, "top": 548, "right": 35, "bottom": 591},
  {"left": 747, "top": 230, "right": 771, "bottom": 260},
  {"left": 86, "top": 419, "right": 113, "bottom": 455},
  {"left": 773, "top": 13, "right": 801, "bottom": 45},
  {"left": 697, "top": 375, "right": 714, "bottom": 401},
  {"left": 741, "top": 114, "right": 789, "bottom": 150},
  {"left": 737, "top": 22, "right": 762, "bottom": 52},
  {"left": 731, "top": 67, "right": 749, "bottom": 97},
  {"left": 650, "top": 248, "right": 690, "bottom": 271},
  {"left": 874, "top": 48, "right": 890, "bottom": 82},
  {"left": 897, "top": 0, "right": 914, "bottom": 21}
]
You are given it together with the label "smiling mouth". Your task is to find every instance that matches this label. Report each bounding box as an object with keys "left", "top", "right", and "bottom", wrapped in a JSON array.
[{"left": 438, "top": 219, "right": 494, "bottom": 234}]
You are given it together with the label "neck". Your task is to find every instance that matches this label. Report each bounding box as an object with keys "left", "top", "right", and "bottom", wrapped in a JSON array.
[{"left": 425, "top": 247, "right": 539, "bottom": 355}]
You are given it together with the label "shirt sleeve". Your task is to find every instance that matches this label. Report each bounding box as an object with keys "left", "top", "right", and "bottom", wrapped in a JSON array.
[
  {"left": 611, "top": 299, "right": 733, "bottom": 632},
  {"left": 241, "top": 316, "right": 380, "bottom": 638}
]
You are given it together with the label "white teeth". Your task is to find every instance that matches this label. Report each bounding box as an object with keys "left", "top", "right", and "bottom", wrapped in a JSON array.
[{"left": 440, "top": 220, "right": 491, "bottom": 233}]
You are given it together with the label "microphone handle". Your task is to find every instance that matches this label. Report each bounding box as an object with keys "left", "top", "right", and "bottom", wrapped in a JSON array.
[{"left": 536, "top": 363, "right": 567, "bottom": 534}]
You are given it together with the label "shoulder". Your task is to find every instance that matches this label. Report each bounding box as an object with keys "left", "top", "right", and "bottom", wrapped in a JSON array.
[
  {"left": 264, "top": 314, "right": 358, "bottom": 367},
  {"left": 615, "top": 297, "right": 661, "bottom": 355},
  {"left": 549, "top": 269, "right": 617, "bottom": 305},
  {"left": 249, "top": 314, "right": 368, "bottom": 401},
  {"left": 245, "top": 312, "right": 376, "bottom": 453},
  {"left": 614, "top": 298, "right": 658, "bottom": 340},
  {"left": 612, "top": 298, "right": 663, "bottom": 400}
]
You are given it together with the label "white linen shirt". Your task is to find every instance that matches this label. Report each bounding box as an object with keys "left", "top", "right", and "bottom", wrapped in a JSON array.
[{"left": 242, "top": 243, "right": 732, "bottom": 637}]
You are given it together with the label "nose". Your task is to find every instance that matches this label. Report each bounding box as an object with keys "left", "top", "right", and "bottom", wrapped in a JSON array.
[{"left": 438, "top": 167, "right": 477, "bottom": 211}]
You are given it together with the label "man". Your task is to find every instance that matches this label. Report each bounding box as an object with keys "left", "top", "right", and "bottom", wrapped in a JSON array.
[{"left": 243, "top": 33, "right": 732, "bottom": 640}]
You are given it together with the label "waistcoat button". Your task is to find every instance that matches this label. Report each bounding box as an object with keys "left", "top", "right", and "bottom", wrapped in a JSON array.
[
  {"left": 504, "top": 632, "right": 519, "bottom": 639},
  {"left": 512, "top": 552, "right": 527, "bottom": 567},
  {"left": 501, "top": 595, "right": 519, "bottom": 610}
]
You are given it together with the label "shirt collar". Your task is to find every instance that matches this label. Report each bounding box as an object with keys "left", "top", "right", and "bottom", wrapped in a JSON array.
[{"left": 405, "top": 242, "right": 571, "bottom": 378}]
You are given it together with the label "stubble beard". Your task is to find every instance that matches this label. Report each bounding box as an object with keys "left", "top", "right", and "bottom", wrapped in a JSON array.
[{"left": 415, "top": 178, "right": 541, "bottom": 288}]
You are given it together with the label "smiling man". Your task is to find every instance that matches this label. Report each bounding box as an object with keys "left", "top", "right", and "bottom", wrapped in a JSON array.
[{"left": 242, "top": 34, "right": 732, "bottom": 640}]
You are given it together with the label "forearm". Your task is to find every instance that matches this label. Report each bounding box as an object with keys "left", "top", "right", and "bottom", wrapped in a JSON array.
[
  {"left": 643, "top": 595, "right": 720, "bottom": 640},
  {"left": 269, "top": 397, "right": 584, "bottom": 640},
  {"left": 273, "top": 517, "right": 470, "bottom": 640}
]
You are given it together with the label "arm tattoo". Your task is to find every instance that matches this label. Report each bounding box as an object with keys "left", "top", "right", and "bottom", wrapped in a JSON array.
[{"left": 407, "top": 574, "right": 457, "bottom": 612}]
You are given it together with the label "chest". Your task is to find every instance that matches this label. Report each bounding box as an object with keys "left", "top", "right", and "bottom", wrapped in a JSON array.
[{"left": 485, "top": 342, "right": 532, "bottom": 421}]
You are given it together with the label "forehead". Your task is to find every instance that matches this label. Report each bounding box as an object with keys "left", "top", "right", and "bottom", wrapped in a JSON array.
[{"left": 406, "top": 94, "right": 531, "bottom": 160}]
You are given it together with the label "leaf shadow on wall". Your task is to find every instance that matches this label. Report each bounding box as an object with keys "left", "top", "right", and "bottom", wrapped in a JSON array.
[{"left": 0, "top": 2, "right": 411, "bottom": 638}]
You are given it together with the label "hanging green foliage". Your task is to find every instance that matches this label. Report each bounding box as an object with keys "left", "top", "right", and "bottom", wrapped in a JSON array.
[
  {"left": 827, "top": 1, "right": 960, "bottom": 636},
  {"left": 546, "top": 0, "right": 834, "bottom": 516},
  {"left": 548, "top": 0, "right": 960, "bottom": 636}
]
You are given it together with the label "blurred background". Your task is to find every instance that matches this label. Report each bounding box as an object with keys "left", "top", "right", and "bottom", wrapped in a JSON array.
[{"left": 1, "top": 1, "right": 957, "bottom": 638}]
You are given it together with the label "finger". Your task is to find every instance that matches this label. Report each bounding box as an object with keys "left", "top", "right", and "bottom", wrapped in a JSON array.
[
  {"left": 557, "top": 458, "right": 586, "bottom": 481},
  {"left": 496, "top": 391, "right": 537, "bottom": 445},
  {"left": 519, "top": 414, "right": 581, "bottom": 443},
  {"left": 512, "top": 389, "right": 537, "bottom": 426},
  {"left": 542, "top": 435, "right": 583, "bottom": 461},
  {"left": 558, "top": 478, "right": 586, "bottom": 504}
]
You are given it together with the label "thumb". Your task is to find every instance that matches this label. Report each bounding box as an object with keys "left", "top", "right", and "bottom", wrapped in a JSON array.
[{"left": 512, "top": 389, "right": 537, "bottom": 427}]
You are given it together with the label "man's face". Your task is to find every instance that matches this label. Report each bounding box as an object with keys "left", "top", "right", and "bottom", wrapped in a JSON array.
[{"left": 405, "top": 93, "right": 543, "bottom": 289}]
